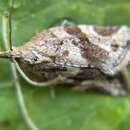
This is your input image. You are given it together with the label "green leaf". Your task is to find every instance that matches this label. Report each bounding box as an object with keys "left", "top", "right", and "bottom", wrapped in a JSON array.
[{"left": 0, "top": 0, "right": 130, "bottom": 130}]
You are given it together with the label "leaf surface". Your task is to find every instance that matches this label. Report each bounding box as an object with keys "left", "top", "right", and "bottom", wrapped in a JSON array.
[{"left": 0, "top": 0, "right": 130, "bottom": 130}]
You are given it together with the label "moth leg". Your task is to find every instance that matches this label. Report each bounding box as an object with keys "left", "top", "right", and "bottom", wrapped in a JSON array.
[
  {"left": 2, "top": 10, "right": 38, "bottom": 130},
  {"left": 72, "top": 79, "right": 127, "bottom": 96}
]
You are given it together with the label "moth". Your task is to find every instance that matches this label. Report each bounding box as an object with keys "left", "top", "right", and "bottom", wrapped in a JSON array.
[
  {"left": 1, "top": 18, "right": 130, "bottom": 96},
  {"left": 0, "top": 11, "right": 130, "bottom": 130}
]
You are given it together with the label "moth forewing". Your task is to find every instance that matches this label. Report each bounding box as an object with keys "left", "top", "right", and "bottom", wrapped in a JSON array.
[{"left": 14, "top": 24, "right": 130, "bottom": 74}]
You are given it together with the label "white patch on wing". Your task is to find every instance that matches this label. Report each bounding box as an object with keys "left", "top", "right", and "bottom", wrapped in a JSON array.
[
  {"left": 55, "top": 37, "right": 89, "bottom": 67},
  {"left": 49, "top": 26, "right": 72, "bottom": 39}
]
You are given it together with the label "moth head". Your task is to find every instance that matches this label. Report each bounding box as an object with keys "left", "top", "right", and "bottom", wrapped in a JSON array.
[
  {"left": 0, "top": 48, "right": 51, "bottom": 64},
  {"left": 14, "top": 48, "right": 53, "bottom": 65}
]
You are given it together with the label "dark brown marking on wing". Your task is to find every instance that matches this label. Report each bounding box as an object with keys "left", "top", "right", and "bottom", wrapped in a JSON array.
[
  {"left": 79, "top": 40, "right": 109, "bottom": 61},
  {"left": 94, "top": 26, "right": 120, "bottom": 36},
  {"left": 66, "top": 28, "right": 110, "bottom": 61},
  {"left": 80, "top": 43, "right": 91, "bottom": 59},
  {"left": 64, "top": 26, "right": 87, "bottom": 39},
  {"left": 63, "top": 50, "right": 69, "bottom": 57}
]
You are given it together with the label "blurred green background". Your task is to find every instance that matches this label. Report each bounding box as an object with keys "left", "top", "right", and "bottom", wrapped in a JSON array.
[{"left": 0, "top": 0, "right": 130, "bottom": 130}]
